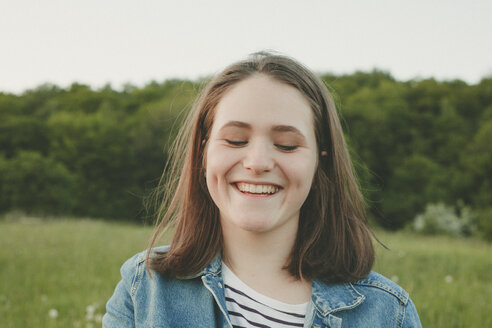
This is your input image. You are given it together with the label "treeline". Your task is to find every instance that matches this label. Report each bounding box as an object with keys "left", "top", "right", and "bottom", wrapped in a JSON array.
[{"left": 0, "top": 71, "right": 491, "bottom": 231}]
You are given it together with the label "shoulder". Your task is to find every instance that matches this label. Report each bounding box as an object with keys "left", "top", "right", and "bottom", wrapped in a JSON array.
[
  {"left": 104, "top": 246, "right": 171, "bottom": 327},
  {"left": 118, "top": 246, "right": 171, "bottom": 289},
  {"left": 311, "top": 272, "right": 421, "bottom": 327},
  {"left": 351, "top": 271, "right": 409, "bottom": 304},
  {"left": 104, "top": 246, "right": 219, "bottom": 327},
  {"left": 120, "top": 245, "right": 170, "bottom": 269},
  {"left": 349, "top": 271, "right": 422, "bottom": 327},
  {"left": 123, "top": 245, "right": 170, "bottom": 266}
]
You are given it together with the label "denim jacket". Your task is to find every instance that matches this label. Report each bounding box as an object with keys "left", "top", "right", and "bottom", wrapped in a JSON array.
[{"left": 103, "top": 246, "right": 422, "bottom": 328}]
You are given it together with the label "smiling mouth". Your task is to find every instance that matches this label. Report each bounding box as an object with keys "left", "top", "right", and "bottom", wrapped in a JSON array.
[{"left": 235, "top": 182, "right": 280, "bottom": 195}]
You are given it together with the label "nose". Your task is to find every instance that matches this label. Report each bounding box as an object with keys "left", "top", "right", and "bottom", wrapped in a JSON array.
[{"left": 242, "top": 140, "right": 274, "bottom": 174}]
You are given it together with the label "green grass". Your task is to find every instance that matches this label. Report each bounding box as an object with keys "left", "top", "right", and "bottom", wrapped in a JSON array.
[
  {"left": 373, "top": 230, "right": 492, "bottom": 327},
  {"left": 1, "top": 218, "right": 491, "bottom": 327},
  {"left": 0, "top": 217, "right": 156, "bottom": 328}
]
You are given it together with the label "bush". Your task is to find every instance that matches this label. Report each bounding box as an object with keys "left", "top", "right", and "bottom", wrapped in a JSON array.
[{"left": 411, "top": 202, "right": 477, "bottom": 237}]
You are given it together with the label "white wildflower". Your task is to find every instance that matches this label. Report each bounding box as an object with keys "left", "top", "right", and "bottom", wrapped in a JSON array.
[
  {"left": 48, "top": 308, "right": 58, "bottom": 319},
  {"left": 86, "top": 303, "right": 98, "bottom": 321},
  {"left": 95, "top": 314, "right": 103, "bottom": 323},
  {"left": 390, "top": 275, "right": 399, "bottom": 283},
  {"left": 86, "top": 304, "right": 96, "bottom": 315},
  {"left": 445, "top": 275, "right": 453, "bottom": 283}
]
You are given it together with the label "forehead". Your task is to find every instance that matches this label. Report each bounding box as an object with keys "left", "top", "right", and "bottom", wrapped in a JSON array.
[{"left": 212, "top": 75, "right": 314, "bottom": 135}]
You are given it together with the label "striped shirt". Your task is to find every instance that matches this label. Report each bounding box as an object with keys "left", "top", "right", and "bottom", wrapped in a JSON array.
[{"left": 222, "top": 262, "right": 308, "bottom": 328}]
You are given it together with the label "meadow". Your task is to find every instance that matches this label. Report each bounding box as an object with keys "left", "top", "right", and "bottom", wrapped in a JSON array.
[{"left": 1, "top": 217, "right": 491, "bottom": 327}]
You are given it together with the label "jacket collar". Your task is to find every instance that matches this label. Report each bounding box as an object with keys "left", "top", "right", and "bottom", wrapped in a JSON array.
[
  {"left": 178, "top": 251, "right": 223, "bottom": 279},
  {"left": 203, "top": 252, "right": 223, "bottom": 275},
  {"left": 187, "top": 252, "right": 365, "bottom": 315},
  {"left": 311, "top": 280, "right": 365, "bottom": 316}
]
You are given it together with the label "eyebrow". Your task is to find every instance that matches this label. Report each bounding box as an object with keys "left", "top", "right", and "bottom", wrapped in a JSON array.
[
  {"left": 220, "top": 121, "right": 251, "bottom": 129},
  {"left": 219, "top": 121, "right": 306, "bottom": 139}
]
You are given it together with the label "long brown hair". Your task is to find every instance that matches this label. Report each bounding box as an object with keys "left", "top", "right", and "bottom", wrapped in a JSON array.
[{"left": 147, "top": 52, "right": 374, "bottom": 283}]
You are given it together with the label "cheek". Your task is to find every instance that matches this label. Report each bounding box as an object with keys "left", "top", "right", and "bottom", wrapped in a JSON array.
[
  {"left": 205, "top": 145, "right": 225, "bottom": 177},
  {"left": 205, "top": 145, "right": 236, "bottom": 188},
  {"left": 205, "top": 158, "right": 221, "bottom": 207},
  {"left": 286, "top": 153, "right": 317, "bottom": 190}
]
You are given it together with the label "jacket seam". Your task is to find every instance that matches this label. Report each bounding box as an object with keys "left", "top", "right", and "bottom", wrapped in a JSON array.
[
  {"left": 326, "top": 294, "right": 365, "bottom": 315},
  {"left": 315, "top": 283, "right": 365, "bottom": 316},
  {"left": 202, "top": 275, "right": 233, "bottom": 328},
  {"left": 130, "top": 253, "right": 146, "bottom": 299},
  {"left": 397, "top": 300, "right": 406, "bottom": 328},
  {"left": 353, "top": 282, "right": 408, "bottom": 305}
]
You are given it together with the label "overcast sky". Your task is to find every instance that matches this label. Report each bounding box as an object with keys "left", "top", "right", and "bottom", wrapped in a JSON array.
[{"left": 1, "top": 0, "right": 491, "bottom": 94}]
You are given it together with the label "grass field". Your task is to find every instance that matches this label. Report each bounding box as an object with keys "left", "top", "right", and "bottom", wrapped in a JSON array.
[{"left": 1, "top": 217, "right": 491, "bottom": 327}]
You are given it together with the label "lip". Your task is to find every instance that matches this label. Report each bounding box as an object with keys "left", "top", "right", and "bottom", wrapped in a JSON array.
[
  {"left": 232, "top": 180, "right": 282, "bottom": 188},
  {"left": 231, "top": 181, "right": 282, "bottom": 197}
]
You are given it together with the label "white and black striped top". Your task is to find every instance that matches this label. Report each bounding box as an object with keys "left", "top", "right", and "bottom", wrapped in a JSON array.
[{"left": 221, "top": 263, "right": 308, "bottom": 328}]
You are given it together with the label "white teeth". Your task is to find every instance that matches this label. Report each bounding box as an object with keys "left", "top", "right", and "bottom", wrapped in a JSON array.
[{"left": 236, "top": 183, "right": 278, "bottom": 194}]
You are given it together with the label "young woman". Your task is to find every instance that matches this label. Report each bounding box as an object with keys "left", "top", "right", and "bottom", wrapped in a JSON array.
[{"left": 103, "top": 53, "right": 422, "bottom": 327}]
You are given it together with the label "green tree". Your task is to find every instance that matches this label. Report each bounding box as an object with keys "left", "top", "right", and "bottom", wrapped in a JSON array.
[
  {"left": 461, "top": 120, "right": 492, "bottom": 207},
  {"left": 0, "top": 116, "right": 50, "bottom": 157},
  {"left": 381, "top": 154, "right": 449, "bottom": 229},
  {"left": 48, "top": 110, "right": 139, "bottom": 219},
  {"left": 0, "top": 151, "right": 76, "bottom": 214}
]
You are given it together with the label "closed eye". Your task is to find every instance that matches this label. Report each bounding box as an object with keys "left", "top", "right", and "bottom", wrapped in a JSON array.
[
  {"left": 225, "top": 139, "right": 247, "bottom": 147},
  {"left": 275, "top": 144, "right": 298, "bottom": 151}
]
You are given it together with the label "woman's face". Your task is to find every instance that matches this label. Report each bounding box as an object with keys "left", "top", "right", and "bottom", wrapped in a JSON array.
[{"left": 205, "top": 74, "right": 318, "bottom": 237}]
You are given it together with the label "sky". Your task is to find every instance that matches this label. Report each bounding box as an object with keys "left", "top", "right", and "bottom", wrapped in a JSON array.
[{"left": 1, "top": 0, "right": 491, "bottom": 94}]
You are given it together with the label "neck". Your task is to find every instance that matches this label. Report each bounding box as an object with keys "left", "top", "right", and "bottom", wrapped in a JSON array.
[
  {"left": 222, "top": 228, "right": 296, "bottom": 279},
  {"left": 220, "top": 217, "right": 312, "bottom": 304}
]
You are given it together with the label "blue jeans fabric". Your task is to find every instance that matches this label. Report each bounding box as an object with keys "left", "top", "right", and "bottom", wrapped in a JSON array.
[{"left": 103, "top": 246, "right": 422, "bottom": 328}]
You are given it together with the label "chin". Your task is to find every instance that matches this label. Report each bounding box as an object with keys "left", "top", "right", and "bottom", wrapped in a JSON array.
[{"left": 235, "top": 217, "right": 274, "bottom": 233}]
